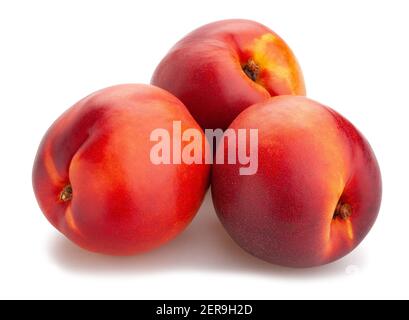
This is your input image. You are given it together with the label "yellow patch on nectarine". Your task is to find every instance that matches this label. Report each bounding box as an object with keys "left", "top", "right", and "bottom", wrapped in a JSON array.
[
  {"left": 65, "top": 205, "right": 81, "bottom": 235},
  {"left": 251, "top": 34, "right": 292, "bottom": 82},
  {"left": 345, "top": 219, "right": 354, "bottom": 241},
  {"left": 43, "top": 142, "right": 62, "bottom": 186}
]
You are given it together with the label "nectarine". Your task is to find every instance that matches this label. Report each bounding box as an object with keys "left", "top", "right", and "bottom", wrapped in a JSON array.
[
  {"left": 211, "top": 96, "right": 382, "bottom": 267},
  {"left": 33, "top": 84, "right": 209, "bottom": 255},
  {"left": 152, "top": 19, "right": 306, "bottom": 130}
]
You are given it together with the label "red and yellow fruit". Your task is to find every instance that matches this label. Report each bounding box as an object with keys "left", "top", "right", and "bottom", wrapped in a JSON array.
[
  {"left": 211, "top": 96, "right": 382, "bottom": 267},
  {"left": 152, "top": 19, "right": 306, "bottom": 130},
  {"left": 33, "top": 84, "right": 209, "bottom": 255}
]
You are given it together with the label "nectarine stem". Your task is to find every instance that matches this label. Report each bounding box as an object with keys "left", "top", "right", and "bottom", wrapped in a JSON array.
[
  {"left": 243, "top": 59, "right": 260, "bottom": 82},
  {"left": 60, "top": 184, "right": 72, "bottom": 202},
  {"left": 334, "top": 202, "right": 352, "bottom": 220}
]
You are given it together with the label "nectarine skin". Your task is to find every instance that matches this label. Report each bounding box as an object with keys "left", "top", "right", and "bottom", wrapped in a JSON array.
[
  {"left": 152, "top": 19, "right": 305, "bottom": 130},
  {"left": 33, "top": 84, "right": 209, "bottom": 255},
  {"left": 211, "top": 96, "right": 382, "bottom": 267}
]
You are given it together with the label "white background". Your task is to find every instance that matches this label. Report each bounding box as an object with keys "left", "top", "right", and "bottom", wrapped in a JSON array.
[{"left": 0, "top": 0, "right": 408, "bottom": 299}]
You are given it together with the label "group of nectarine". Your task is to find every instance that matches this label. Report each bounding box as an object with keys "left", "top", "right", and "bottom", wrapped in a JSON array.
[{"left": 33, "top": 19, "right": 381, "bottom": 268}]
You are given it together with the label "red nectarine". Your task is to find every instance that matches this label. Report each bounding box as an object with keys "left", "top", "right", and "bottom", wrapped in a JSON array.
[
  {"left": 33, "top": 84, "right": 210, "bottom": 255},
  {"left": 152, "top": 19, "right": 306, "bottom": 130},
  {"left": 211, "top": 96, "right": 382, "bottom": 267}
]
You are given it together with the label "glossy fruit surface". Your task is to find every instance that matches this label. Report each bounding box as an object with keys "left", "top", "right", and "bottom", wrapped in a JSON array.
[
  {"left": 33, "top": 84, "right": 209, "bottom": 255},
  {"left": 152, "top": 19, "right": 306, "bottom": 130},
  {"left": 211, "top": 96, "right": 382, "bottom": 267}
]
